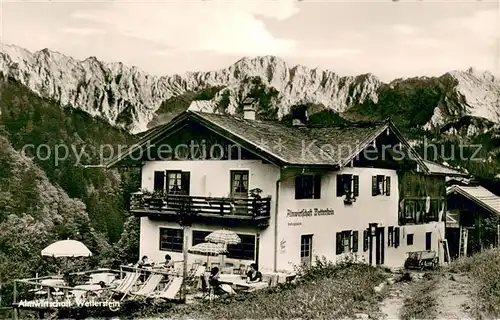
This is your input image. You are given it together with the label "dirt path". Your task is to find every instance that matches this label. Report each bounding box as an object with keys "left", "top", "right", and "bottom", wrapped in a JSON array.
[
  {"left": 376, "top": 271, "right": 474, "bottom": 320},
  {"left": 378, "top": 281, "right": 410, "bottom": 319},
  {"left": 434, "top": 273, "right": 473, "bottom": 320}
]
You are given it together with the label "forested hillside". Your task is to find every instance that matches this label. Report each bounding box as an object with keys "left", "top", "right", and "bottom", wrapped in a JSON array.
[
  {"left": 0, "top": 74, "right": 139, "bottom": 242},
  {"left": 0, "top": 75, "right": 142, "bottom": 302}
]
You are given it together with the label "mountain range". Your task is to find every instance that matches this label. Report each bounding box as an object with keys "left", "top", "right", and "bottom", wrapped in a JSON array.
[{"left": 1, "top": 43, "right": 499, "bottom": 135}]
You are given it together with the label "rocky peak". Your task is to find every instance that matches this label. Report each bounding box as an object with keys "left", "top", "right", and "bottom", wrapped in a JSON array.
[{"left": 0, "top": 42, "right": 498, "bottom": 134}]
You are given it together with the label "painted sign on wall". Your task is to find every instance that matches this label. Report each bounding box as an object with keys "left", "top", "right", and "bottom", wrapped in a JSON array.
[{"left": 286, "top": 208, "right": 335, "bottom": 217}]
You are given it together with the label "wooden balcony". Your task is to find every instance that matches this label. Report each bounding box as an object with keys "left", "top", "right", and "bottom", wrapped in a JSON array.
[
  {"left": 398, "top": 196, "right": 446, "bottom": 225},
  {"left": 130, "top": 192, "right": 272, "bottom": 227}
]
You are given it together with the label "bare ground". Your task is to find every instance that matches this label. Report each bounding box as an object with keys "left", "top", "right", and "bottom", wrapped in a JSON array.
[
  {"left": 376, "top": 271, "right": 474, "bottom": 320},
  {"left": 434, "top": 273, "right": 473, "bottom": 320}
]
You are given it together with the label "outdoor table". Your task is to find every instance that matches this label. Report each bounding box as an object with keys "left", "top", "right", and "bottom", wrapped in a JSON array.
[
  {"left": 218, "top": 274, "right": 268, "bottom": 292},
  {"left": 89, "top": 272, "right": 116, "bottom": 285}
]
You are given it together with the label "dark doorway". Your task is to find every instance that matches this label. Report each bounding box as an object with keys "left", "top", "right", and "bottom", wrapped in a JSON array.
[
  {"left": 426, "top": 232, "right": 432, "bottom": 250},
  {"left": 375, "top": 227, "right": 385, "bottom": 265}
]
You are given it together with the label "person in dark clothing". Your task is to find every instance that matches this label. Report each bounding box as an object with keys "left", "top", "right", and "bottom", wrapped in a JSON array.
[
  {"left": 208, "top": 266, "right": 236, "bottom": 295},
  {"left": 163, "top": 254, "right": 175, "bottom": 270},
  {"left": 246, "top": 263, "right": 262, "bottom": 283}
]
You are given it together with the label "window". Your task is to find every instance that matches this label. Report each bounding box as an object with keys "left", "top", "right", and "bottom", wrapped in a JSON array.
[
  {"left": 192, "top": 230, "right": 211, "bottom": 246},
  {"left": 154, "top": 171, "right": 165, "bottom": 191},
  {"left": 363, "top": 229, "right": 369, "bottom": 251},
  {"left": 300, "top": 234, "right": 313, "bottom": 265},
  {"left": 165, "top": 171, "right": 190, "bottom": 195},
  {"left": 227, "top": 234, "right": 255, "bottom": 260},
  {"left": 407, "top": 234, "right": 414, "bottom": 246},
  {"left": 231, "top": 170, "right": 249, "bottom": 196},
  {"left": 295, "top": 174, "right": 321, "bottom": 199},
  {"left": 372, "top": 175, "right": 385, "bottom": 196},
  {"left": 336, "top": 230, "right": 358, "bottom": 254},
  {"left": 426, "top": 232, "right": 432, "bottom": 250},
  {"left": 159, "top": 228, "right": 184, "bottom": 252},
  {"left": 388, "top": 226, "right": 394, "bottom": 247},
  {"left": 336, "top": 174, "right": 359, "bottom": 198}
]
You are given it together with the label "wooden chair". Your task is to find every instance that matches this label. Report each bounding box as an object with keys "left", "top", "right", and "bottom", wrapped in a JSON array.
[
  {"left": 108, "top": 272, "right": 141, "bottom": 301},
  {"left": 131, "top": 274, "right": 164, "bottom": 298},
  {"left": 233, "top": 264, "right": 247, "bottom": 275},
  {"left": 156, "top": 276, "right": 183, "bottom": 300}
]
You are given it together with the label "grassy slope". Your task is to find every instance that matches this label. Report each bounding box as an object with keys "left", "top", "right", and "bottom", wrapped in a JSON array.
[
  {"left": 0, "top": 74, "right": 139, "bottom": 242},
  {"left": 450, "top": 249, "right": 500, "bottom": 318}
]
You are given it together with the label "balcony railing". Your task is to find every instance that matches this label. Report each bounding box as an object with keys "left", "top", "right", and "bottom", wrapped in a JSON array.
[{"left": 130, "top": 192, "right": 272, "bottom": 219}]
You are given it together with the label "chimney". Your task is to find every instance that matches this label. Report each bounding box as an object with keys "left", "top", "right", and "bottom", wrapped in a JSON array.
[
  {"left": 242, "top": 97, "right": 256, "bottom": 120},
  {"left": 291, "top": 105, "right": 309, "bottom": 127}
]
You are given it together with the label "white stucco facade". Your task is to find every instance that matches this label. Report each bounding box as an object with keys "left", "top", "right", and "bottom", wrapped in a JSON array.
[{"left": 137, "top": 160, "right": 445, "bottom": 272}]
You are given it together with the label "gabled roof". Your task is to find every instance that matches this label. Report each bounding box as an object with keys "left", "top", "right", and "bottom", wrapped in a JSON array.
[
  {"left": 422, "top": 160, "right": 468, "bottom": 177},
  {"left": 106, "top": 110, "right": 429, "bottom": 172},
  {"left": 447, "top": 185, "right": 500, "bottom": 215}
]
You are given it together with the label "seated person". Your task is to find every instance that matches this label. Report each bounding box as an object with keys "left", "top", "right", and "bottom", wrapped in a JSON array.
[
  {"left": 136, "top": 255, "right": 152, "bottom": 269},
  {"left": 163, "top": 254, "right": 175, "bottom": 270},
  {"left": 209, "top": 266, "right": 235, "bottom": 295},
  {"left": 246, "top": 263, "right": 262, "bottom": 283}
]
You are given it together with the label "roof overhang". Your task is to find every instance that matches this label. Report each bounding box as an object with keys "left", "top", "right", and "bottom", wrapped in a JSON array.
[
  {"left": 447, "top": 185, "right": 500, "bottom": 216},
  {"left": 106, "top": 111, "right": 288, "bottom": 169}
]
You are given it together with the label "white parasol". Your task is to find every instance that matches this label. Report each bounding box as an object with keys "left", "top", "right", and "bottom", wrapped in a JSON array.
[
  {"left": 205, "top": 229, "right": 241, "bottom": 267},
  {"left": 205, "top": 230, "right": 241, "bottom": 245},
  {"left": 188, "top": 242, "right": 227, "bottom": 267},
  {"left": 188, "top": 242, "right": 227, "bottom": 256},
  {"left": 41, "top": 240, "right": 92, "bottom": 258}
]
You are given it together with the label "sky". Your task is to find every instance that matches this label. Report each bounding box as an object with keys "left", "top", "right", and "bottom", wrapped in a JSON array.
[{"left": 0, "top": 0, "right": 498, "bottom": 82}]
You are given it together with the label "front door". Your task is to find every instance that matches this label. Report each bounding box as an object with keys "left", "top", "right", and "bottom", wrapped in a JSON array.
[
  {"left": 375, "top": 227, "right": 385, "bottom": 265},
  {"left": 300, "top": 234, "right": 313, "bottom": 266}
]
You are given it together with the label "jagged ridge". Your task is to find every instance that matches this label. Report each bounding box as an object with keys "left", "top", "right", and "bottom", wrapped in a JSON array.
[{"left": 0, "top": 43, "right": 498, "bottom": 134}]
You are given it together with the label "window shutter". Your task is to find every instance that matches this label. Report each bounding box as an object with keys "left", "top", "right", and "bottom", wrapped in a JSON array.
[
  {"left": 353, "top": 175, "right": 359, "bottom": 197},
  {"left": 385, "top": 176, "right": 391, "bottom": 196},
  {"left": 363, "top": 230, "right": 369, "bottom": 251},
  {"left": 352, "top": 231, "right": 359, "bottom": 252},
  {"left": 394, "top": 227, "right": 400, "bottom": 248},
  {"left": 295, "top": 176, "right": 302, "bottom": 199},
  {"left": 313, "top": 174, "right": 321, "bottom": 199},
  {"left": 181, "top": 172, "right": 190, "bottom": 195},
  {"left": 388, "top": 226, "right": 394, "bottom": 246},
  {"left": 336, "top": 175, "right": 344, "bottom": 197},
  {"left": 336, "top": 232, "right": 342, "bottom": 254},
  {"left": 372, "top": 176, "right": 378, "bottom": 196},
  {"left": 154, "top": 171, "right": 165, "bottom": 191}
]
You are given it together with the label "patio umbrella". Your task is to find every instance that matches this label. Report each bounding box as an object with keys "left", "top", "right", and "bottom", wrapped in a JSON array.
[
  {"left": 205, "top": 229, "right": 241, "bottom": 267},
  {"left": 41, "top": 240, "right": 92, "bottom": 258},
  {"left": 188, "top": 242, "right": 227, "bottom": 267},
  {"left": 41, "top": 240, "right": 92, "bottom": 280},
  {"left": 205, "top": 230, "right": 241, "bottom": 245}
]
